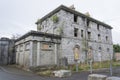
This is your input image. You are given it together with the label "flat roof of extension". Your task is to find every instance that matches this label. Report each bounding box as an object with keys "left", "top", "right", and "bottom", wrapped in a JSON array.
[
  {"left": 15, "top": 30, "right": 61, "bottom": 42},
  {"left": 36, "top": 5, "right": 112, "bottom": 29}
]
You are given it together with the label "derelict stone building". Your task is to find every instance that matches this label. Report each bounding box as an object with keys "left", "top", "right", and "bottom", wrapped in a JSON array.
[
  {"left": 15, "top": 5, "right": 113, "bottom": 68},
  {"left": 0, "top": 37, "right": 15, "bottom": 65},
  {"left": 36, "top": 5, "right": 113, "bottom": 63}
]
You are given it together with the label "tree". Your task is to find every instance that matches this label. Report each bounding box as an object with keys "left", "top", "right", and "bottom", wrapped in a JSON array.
[
  {"left": 11, "top": 34, "right": 21, "bottom": 40},
  {"left": 113, "top": 44, "right": 120, "bottom": 53}
]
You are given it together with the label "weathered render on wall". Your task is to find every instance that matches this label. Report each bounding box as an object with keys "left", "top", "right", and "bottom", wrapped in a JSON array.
[
  {"left": 36, "top": 5, "right": 113, "bottom": 64},
  {"left": 15, "top": 31, "right": 61, "bottom": 67}
]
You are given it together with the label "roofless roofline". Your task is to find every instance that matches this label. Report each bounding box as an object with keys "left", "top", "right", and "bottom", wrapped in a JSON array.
[
  {"left": 15, "top": 30, "right": 61, "bottom": 42},
  {"left": 35, "top": 5, "right": 112, "bottom": 29}
]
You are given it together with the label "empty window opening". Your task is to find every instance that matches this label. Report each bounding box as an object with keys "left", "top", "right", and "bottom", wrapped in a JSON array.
[
  {"left": 81, "top": 30, "right": 84, "bottom": 37},
  {"left": 74, "top": 28, "right": 78, "bottom": 37},
  {"left": 82, "top": 17, "right": 85, "bottom": 22},
  {"left": 98, "top": 34, "right": 101, "bottom": 40},
  {"left": 107, "top": 48, "right": 109, "bottom": 52},
  {"left": 74, "top": 14, "right": 78, "bottom": 22},
  {"left": 99, "top": 47, "right": 102, "bottom": 51},
  {"left": 97, "top": 24, "right": 99, "bottom": 30},
  {"left": 106, "top": 36, "right": 108, "bottom": 41},
  {"left": 88, "top": 31, "right": 91, "bottom": 39},
  {"left": 87, "top": 19, "right": 90, "bottom": 27}
]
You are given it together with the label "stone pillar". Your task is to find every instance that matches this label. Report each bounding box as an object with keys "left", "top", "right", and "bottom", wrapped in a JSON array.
[
  {"left": 37, "top": 42, "right": 40, "bottom": 66},
  {"left": 29, "top": 41, "right": 33, "bottom": 66},
  {"left": 16, "top": 45, "right": 19, "bottom": 64},
  {"left": 23, "top": 43, "right": 25, "bottom": 66},
  {"left": 54, "top": 44, "right": 57, "bottom": 65},
  {"left": 106, "top": 77, "right": 120, "bottom": 80}
]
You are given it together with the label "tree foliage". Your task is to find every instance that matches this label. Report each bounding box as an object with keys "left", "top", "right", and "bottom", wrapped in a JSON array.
[{"left": 113, "top": 44, "right": 120, "bottom": 53}]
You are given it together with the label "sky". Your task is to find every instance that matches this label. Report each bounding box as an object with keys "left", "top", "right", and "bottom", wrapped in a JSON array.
[{"left": 0, "top": 0, "right": 120, "bottom": 44}]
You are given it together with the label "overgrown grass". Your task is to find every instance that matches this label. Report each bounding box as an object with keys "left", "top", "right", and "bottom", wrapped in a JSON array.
[
  {"left": 37, "top": 70, "right": 52, "bottom": 76},
  {"left": 112, "top": 61, "right": 120, "bottom": 67},
  {"left": 68, "top": 60, "right": 120, "bottom": 72},
  {"left": 31, "top": 60, "right": 120, "bottom": 76}
]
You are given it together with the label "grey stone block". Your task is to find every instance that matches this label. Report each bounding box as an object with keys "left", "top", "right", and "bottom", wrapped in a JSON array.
[
  {"left": 88, "top": 74, "right": 107, "bottom": 80},
  {"left": 106, "top": 77, "right": 120, "bottom": 80},
  {"left": 53, "top": 70, "right": 71, "bottom": 77}
]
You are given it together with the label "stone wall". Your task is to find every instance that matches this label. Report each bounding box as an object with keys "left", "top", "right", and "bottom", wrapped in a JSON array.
[{"left": 15, "top": 32, "right": 61, "bottom": 67}]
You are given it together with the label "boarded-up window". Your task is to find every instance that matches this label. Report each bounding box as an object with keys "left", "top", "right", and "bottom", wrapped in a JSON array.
[
  {"left": 41, "top": 43, "right": 53, "bottom": 50},
  {"left": 73, "top": 45, "right": 80, "bottom": 61}
]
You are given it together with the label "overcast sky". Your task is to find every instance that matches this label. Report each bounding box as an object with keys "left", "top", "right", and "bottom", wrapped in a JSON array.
[{"left": 0, "top": 0, "right": 120, "bottom": 44}]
